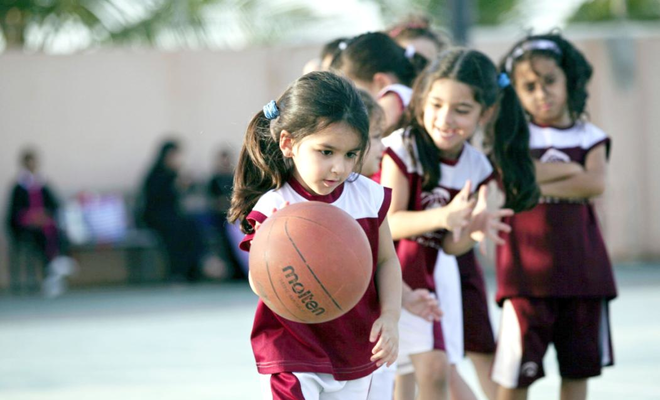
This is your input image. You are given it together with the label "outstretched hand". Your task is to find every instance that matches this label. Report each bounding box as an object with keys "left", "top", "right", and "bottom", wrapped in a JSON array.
[
  {"left": 402, "top": 288, "right": 443, "bottom": 322},
  {"left": 369, "top": 312, "right": 399, "bottom": 367},
  {"left": 469, "top": 185, "right": 513, "bottom": 255}
]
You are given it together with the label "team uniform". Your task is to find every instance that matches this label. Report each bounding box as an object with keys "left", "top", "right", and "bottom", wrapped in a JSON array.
[
  {"left": 492, "top": 121, "right": 617, "bottom": 388},
  {"left": 240, "top": 175, "right": 391, "bottom": 400},
  {"left": 383, "top": 128, "right": 494, "bottom": 373},
  {"left": 429, "top": 153, "right": 497, "bottom": 365},
  {"left": 377, "top": 84, "right": 413, "bottom": 114}
]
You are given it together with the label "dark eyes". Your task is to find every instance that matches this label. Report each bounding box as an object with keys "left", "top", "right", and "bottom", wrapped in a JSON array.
[{"left": 319, "top": 150, "right": 358, "bottom": 159}]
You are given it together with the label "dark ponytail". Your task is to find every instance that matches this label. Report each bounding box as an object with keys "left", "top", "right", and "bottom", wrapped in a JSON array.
[
  {"left": 403, "top": 48, "right": 539, "bottom": 212},
  {"left": 228, "top": 71, "right": 370, "bottom": 233},
  {"left": 487, "top": 84, "right": 540, "bottom": 212},
  {"left": 229, "top": 110, "right": 291, "bottom": 233}
]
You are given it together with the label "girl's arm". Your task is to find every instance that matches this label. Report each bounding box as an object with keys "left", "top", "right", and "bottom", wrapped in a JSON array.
[
  {"left": 370, "top": 217, "right": 402, "bottom": 367},
  {"left": 380, "top": 155, "right": 475, "bottom": 240},
  {"left": 535, "top": 160, "right": 584, "bottom": 184},
  {"left": 539, "top": 145, "right": 608, "bottom": 199}
]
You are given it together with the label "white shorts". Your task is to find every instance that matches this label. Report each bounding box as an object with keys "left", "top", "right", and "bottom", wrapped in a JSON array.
[
  {"left": 434, "top": 251, "right": 465, "bottom": 365},
  {"left": 367, "top": 363, "right": 396, "bottom": 400},
  {"left": 396, "top": 308, "right": 435, "bottom": 375},
  {"left": 260, "top": 372, "right": 373, "bottom": 400}
]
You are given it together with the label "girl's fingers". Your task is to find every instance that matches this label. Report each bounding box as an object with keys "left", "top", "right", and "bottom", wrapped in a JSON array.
[
  {"left": 493, "top": 221, "right": 512, "bottom": 233},
  {"left": 372, "top": 335, "right": 386, "bottom": 354},
  {"left": 496, "top": 208, "right": 515, "bottom": 217},
  {"left": 369, "top": 321, "right": 382, "bottom": 343}
]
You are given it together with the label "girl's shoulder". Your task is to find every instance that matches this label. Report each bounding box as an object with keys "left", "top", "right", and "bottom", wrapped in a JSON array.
[
  {"left": 529, "top": 121, "right": 609, "bottom": 150},
  {"left": 340, "top": 175, "right": 391, "bottom": 222},
  {"left": 382, "top": 128, "right": 421, "bottom": 175}
]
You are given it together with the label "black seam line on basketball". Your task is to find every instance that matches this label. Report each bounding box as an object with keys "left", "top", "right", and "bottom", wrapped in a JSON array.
[
  {"left": 284, "top": 219, "right": 343, "bottom": 311},
  {"left": 264, "top": 221, "right": 305, "bottom": 323}
]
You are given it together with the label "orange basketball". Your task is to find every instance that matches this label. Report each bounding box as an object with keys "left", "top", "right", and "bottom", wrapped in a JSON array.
[{"left": 249, "top": 201, "right": 373, "bottom": 324}]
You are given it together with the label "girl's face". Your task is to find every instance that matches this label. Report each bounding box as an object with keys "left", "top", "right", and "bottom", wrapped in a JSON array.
[
  {"left": 513, "top": 56, "right": 571, "bottom": 127},
  {"left": 361, "top": 118, "right": 385, "bottom": 177},
  {"left": 281, "top": 122, "right": 363, "bottom": 196},
  {"left": 422, "top": 78, "right": 484, "bottom": 159}
]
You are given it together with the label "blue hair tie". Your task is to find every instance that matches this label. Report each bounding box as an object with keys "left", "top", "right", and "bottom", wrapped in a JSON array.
[
  {"left": 263, "top": 100, "right": 279, "bottom": 120},
  {"left": 498, "top": 73, "right": 511, "bottom": 89}
]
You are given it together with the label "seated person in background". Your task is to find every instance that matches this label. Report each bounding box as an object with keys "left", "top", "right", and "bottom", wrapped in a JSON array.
[
  {"left": 141, "top": 139, "right": 207, "bottom": 283},
  {"left": 6, "top": 148, "right": 75, "bottom": 296},
  {"left": 207, "top": 148, "right": 244, "bottom": 280}
]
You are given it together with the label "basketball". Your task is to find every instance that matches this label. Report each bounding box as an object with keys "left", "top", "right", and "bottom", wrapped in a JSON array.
[{"left": 249, "top": 201, "right": 373, "bottom": 324}]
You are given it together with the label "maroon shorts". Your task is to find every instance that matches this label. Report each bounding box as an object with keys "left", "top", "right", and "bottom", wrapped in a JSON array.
[
  {"left": 492, "top": 297, "right": 614, "bottom": 388},
  {"left": 458, "top": 253, "right": 496, "bottom": 354}
]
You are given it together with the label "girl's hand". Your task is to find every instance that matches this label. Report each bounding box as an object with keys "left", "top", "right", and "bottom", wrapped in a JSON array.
[
  {"left": 369, "top": 312, "right": 399, "bottom": 367},
  {"left": 442, "top": 180, "right": 477, "bottom": 242},
  {"left": 402, "top": 289, "right": 443, "bottom": 322},
  {"left": 469, "top": 185, "right": 514, "bottom": 255}
]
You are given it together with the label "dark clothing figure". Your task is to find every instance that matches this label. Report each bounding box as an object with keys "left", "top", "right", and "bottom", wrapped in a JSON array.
[
  {"left": 141, "top": 142, "right": 206, "bottom": 282},
  {"left": 6, "top": 171, "right": 62, "bottom": 265},
  {"left": 208, "top": 169, "right": 243, "bottom": 279}
]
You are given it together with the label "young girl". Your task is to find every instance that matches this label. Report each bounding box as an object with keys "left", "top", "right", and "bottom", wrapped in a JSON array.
[
  {"left": 330, "top": 32, "right": 427, "bottom": 132},
  {"left": 493, "top": 33, "right": 617, "bottom": 400},
  {"left": 229, "top": 71, "right": 402, "bottom": 400},
  {"left": 379, "top": 48, "right": 539, "bottom": 400}
]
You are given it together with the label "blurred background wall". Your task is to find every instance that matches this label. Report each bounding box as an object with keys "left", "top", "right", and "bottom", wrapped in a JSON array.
[{"left": 1, "top": 12, "right": 659, "bottom": 289}]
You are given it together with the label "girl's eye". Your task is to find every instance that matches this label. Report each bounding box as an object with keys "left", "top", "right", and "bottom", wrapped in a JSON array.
[
  {"left": 544, "top": 76, "right": 556, "bottom": 85},
  {"left": 320, "top": 150, "right": 332, "bottom": 156},
  {"left": 346, "top": 152, "right": 358, "bottom": 159},
  {"left": 455, "top": 108, "right": 470, "bottom": 115},
  {"left": 429, "top": 102, "right": 441, "bottom": 109},
  {"left": 525, "top": 83, "right": 535, "bottom": 93}
]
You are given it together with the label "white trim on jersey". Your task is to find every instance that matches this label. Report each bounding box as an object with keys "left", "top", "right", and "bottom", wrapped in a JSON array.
[
  {"left": 491, "top": 300, "right": 523, "bottom": 389},
  {"left": 382, "top": 129, "right": 494, "bottom": 191},
  {"left": 434, "top": 251, "right": 464, "bottom": 365},
  {"left": 529, "top": 122, "right": 609, "bottom": 151},
  {"left": 251, "top": 174, "right": 386, "bottom": 221},
  {"left": 378, "top": 84, "right": 413, "bottom": 107}
]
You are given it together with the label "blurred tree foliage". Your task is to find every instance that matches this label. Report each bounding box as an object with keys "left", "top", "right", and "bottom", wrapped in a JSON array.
[
  {"left": 0, "top": 0, "right": 318, "bottom": 52},
  {"left": 366, "top": 0, "right": 522, "bottom": 28},
  {"left": 570, "top": 0, "right": 660, "bottom": 22}
]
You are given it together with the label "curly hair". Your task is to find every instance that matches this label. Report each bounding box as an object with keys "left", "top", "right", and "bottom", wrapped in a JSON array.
[{"left": 500, "top": 32, "right": 593, "bottom": 122}]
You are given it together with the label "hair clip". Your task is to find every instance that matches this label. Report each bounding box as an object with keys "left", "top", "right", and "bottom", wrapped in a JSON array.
[
  {"left": 404, "top": 44, "right": 416, "bottom": 59},
  {"left": 338, "top": 41, "right": 348, "bottom": 51},
  {"left": 505, "top": 39, "right": 563, "bottom": 73},
  {"left": 498, "top": 73, "right": 511, "bottom": 88},
  {"left": 263, "top": 100, "right": 279, "bottom": 120}
]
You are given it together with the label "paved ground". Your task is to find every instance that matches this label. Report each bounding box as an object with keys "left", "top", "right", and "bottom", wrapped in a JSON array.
[{"left": 1, "top": 263, "right": 659, "bottom": 400}]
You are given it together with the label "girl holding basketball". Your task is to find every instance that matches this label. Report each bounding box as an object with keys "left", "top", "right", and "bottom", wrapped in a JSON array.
[
  {"left": 379, "top": 48, "right": 539, "bottom": 400},
  {"left": 492, "top": 33, "right": 616, "bottom": 400},
  {"left": 331, "top": 32, "right": 427, "bottom": 133},
  {"left": 229, "top": 71, "right": 402, "bottom": 400}
]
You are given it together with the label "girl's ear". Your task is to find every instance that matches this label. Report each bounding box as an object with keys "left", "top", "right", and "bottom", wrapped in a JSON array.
[
  {"left": 373, "top": 72, "right": 397, "bottom": 92},
  {"left": 479, "top": 105, "right": 496, "bottom": 127},
  {"left": 279, "top": 130, "right": 294, "bottom": 157}
]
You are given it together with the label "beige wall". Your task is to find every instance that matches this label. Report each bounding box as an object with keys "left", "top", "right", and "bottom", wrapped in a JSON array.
[{"left": 1, "top": 29, "right": 658, "bottom": 288}]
